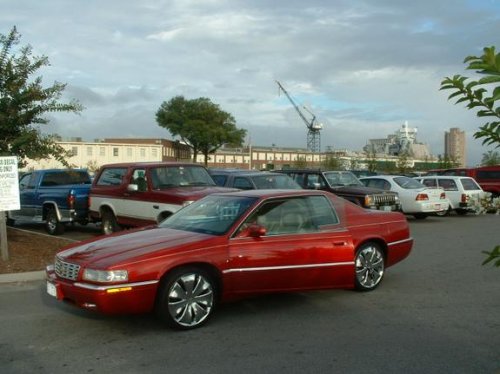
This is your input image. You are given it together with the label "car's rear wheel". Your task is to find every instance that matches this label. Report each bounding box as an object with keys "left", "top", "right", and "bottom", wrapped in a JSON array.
[
  {"left": 456, "top": 209, "right": 468, "bottom": 216},
  {"left": 101, "top": 209, "right": 120, "bottom": 235},
  {"left": 354, "top": 242, "right": 385, "bottom": 291},
  {"left": 46, "top": 208, "right": 65, "bottom": 235},
  {"left": 156, "top": 267, "right": 216, "bottom": 330},
  {"left": 435, "top": 207, "right": 450, "bottom": 217}
]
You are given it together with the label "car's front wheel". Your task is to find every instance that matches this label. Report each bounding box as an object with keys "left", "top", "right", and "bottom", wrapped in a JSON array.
[
  {"left": 156, "top": 267, "right": 216, "bottom": 330},
  {"left": 354, "top": 242, "right": 385, "bottom": 291},
  {"left": 435, "top": 207, "right": 450, "bottom": 217}
]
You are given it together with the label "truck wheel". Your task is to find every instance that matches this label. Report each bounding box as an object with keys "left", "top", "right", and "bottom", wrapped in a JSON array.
[
  {"left": 46, "top": 208, "right": 65, "bottom": 235},
  {"left": 102, "top": 210, "right": 120, "bottom": 235}
]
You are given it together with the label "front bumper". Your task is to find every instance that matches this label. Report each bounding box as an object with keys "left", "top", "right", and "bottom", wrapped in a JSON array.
[{"left": 46, "top": 266, "right": 159, "bottom": 314}]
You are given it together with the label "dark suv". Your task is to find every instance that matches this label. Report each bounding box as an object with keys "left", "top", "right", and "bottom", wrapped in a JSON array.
[
  {"left": 276, "top": 169, "right": 400, "bottom": 211},
  {"left": 209, "top": 169, "right": 301, "bottom": 190}
]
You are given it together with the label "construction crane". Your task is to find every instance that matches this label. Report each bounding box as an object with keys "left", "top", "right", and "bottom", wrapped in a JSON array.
[{"left": 276, "top": 80, "right": 323, "bottom": 153}]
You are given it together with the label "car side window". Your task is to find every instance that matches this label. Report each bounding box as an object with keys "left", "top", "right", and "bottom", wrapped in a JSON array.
[
  {"left": 211, "top": 175, "right": 227, "bottom": 186},
  {"left": 96, "top": 168, "right": 128, "bottom": 186},
  {"left": 233, "top": 177, "right": 253, "bottom": 190},
  {"left": 421, "top": 179, "right": 437, "bottom": 188},
  {"left": 131, "top": 169, "right": 147, "bottom": 192},
  {"left": 238, "top": 196, "right": 337, "bottom": 236},
  {"left": 438, "top": 179, "right": 457, "bottom": 191},
  {"left": 306, "top": 174, "right": 326, "bottom": 189},
  {"left": 18, "top": 173, "right": 33, "bottom": 190}
]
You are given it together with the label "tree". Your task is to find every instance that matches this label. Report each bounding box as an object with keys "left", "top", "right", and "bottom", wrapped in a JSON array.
[
  {"left": 322, "top": 153, "right": 342, "bottom": 170},
  {"left": 441, "top": 46, "right": 500, "bottom": 267},
  {"left": 0, "top": 27, "right": 83, "bottom": 167},
  {"left": 440, "top": 46, "right": 500, "bottom": 148},
  {"left": 481, "top": 150, "right": 500, "bottom": 166},
  {"left": 156, "top": 96, "right": 246, "bottom": 165}
]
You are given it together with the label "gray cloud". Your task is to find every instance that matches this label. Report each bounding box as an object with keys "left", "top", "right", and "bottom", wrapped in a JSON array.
[{"left": 2, "top": 0, "right": 499, "bottom": 166}]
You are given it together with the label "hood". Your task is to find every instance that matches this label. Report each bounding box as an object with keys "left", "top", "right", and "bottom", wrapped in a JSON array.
[{"left": 58, "top": 227, "right": 222, "bottom": 268}]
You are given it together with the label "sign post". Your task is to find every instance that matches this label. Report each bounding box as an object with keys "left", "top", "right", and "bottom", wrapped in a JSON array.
[{"left": 0, "top": 156, "right": 20, "bottom": 261}]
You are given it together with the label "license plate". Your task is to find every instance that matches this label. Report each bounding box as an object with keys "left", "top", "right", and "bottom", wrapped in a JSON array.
[
  {"left": 381, "top": 206, "right": 393, "bottom": 211},
  {"left": 47, "top": 281, "right": 57, "bottom": 298}
]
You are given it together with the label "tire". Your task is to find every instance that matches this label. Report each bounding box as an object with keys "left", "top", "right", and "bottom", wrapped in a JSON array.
[
  {"left": 456, "top": 209, "right": 468, "bottom": 216},
  {"left": 45, "top": 208, "right": 65, "bottom": 235},
  {"left": 101, "top": 209, "right": 120, "bottom": 235},
  {"left": 354, "top": 242, "right": 385, "bottom": 291},
  {"left": 413, "top": 213, "right": 428, "bottom": 220},
  {"left": 156, "top": 267, "right": 217, "bottom": 330},
  {"left": 435, "top": 207, "right": 450, "bottom": 217}
]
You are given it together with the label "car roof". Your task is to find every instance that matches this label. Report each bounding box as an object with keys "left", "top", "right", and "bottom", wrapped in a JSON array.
[
  {"left": 213, "top": 189, "right": 330, "bottom": 199},
  {"left": 99, "top": 162, "right": 205, "bottom": 168},
  {"left": 417, "top": 175, "right": 474, "bottom": 180}
]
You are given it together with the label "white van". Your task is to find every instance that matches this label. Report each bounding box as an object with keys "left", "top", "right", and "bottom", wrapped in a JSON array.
[{"left": 415, "top": 176, "right": 487, "bottom": 216}]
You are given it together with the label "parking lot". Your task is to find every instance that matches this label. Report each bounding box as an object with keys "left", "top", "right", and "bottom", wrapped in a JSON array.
[{"left": 0, "top": 214, "right": 499, "bottom": 374}]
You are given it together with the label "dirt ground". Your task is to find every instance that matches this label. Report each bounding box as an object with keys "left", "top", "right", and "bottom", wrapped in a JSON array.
[{"left": 0, "top": 227, "right": 74, "bottom": 274}]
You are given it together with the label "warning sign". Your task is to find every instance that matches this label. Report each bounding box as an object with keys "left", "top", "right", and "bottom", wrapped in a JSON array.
[{"left": 0, "top": 156, "right": 20, "bottom": 211}]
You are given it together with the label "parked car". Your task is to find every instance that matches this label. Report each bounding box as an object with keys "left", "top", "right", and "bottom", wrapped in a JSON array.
[
  {"left": 276, "top": 169, "right": 400, "bottom": 211},
  {"left": 423, "top": 165, "right": 500, "bottom": 197},
  {"left": 360, "top": 175, "right": 449, "bottom": 219},
  {"left": 8, "top": 169, "right": 91, "bottom": 235},
  {"left": 415, "top": 176, "right": 487, "bottom": 216},
  {"left": 209, "top": 169, "right": 301, "bottom": 190},
  {"left": 89, "top": 162, "right": 236, "bottom": 235},
  {"left": 46, "top": 189, "right": 413, "bottom": 330}
]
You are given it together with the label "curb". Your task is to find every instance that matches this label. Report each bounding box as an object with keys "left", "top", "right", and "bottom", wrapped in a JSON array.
[{"left": 0, "top": 270, "right": 45, "bottom": 284}]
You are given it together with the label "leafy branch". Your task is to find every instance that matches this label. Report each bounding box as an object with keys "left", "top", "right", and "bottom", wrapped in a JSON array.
[{"left": 440, "top": 46, "right": 500, "bottom": 147}]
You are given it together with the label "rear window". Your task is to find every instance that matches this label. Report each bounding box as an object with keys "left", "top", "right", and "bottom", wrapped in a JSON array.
[
  {"left": 40, "top": 171, "right": 90, "bottom": 186},
  {"left": 460, "top": 178, "right": 481, "bottom": 191},
  {"left": 96, "top": 168, "right": 128, "bottom": 186}
]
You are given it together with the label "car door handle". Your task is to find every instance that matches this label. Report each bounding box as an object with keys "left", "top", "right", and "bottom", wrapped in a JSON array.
[
  {"left": 333, "top": 241, "right": 347, "bottom": 246},
  {"left": 153, "top": 205, "right": 159, "bottom": 209}
]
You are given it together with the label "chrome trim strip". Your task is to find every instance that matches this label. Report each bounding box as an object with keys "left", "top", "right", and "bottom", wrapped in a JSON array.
[
  {"left": 223, "top": 261, "right": 354, "bottom": 274},
  {"left": 74, "top": 280, "right": 159, "bottom": 291},
  {"left": 387, "top": 237, "right": 413, "bottom": 246}
]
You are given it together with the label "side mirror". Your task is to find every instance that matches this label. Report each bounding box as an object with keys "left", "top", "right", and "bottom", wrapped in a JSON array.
[
  {"left": 313, "top": 182, "right": 321, "bottom": 190},
  {"left": 127, "top": 184, "right": 138, "bottom": 192},
  {"left": 247, "top": 224, "right": 267, "bottom": 237}
]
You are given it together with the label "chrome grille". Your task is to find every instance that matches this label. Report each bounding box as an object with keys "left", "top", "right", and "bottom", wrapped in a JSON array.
[
  {"left": 55, "top": 257, "right": 81, "bottom": 281},
  {"left": 373, "top": 194, "right": 397, "bottom": 205}
]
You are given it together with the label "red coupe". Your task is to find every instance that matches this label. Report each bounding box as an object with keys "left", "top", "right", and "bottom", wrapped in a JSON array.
[{"left": 46, "top": 190, "right": 413, "bottom": 329}]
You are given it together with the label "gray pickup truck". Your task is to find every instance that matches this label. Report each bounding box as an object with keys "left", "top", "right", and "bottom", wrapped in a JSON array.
[{"left": 7, "top": 169, "right": 92, "bottom": 235}]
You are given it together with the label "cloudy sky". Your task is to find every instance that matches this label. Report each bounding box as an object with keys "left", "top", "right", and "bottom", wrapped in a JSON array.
[{"left": 2, "top": 0, "right": 499, "bottom": 166}]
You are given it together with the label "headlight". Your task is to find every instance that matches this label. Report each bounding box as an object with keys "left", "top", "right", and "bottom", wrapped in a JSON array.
[{"left": 83, "top": 269, "right": 128, "bottom": 283}]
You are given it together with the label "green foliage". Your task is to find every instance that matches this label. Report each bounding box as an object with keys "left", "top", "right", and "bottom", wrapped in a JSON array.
[
  {"left": 0, "top": 27, "right": 83, "bottom": 167},
  {"left": 292, "top": 157, "right": 308, "bottom": 168},
  {"left": 482, "top": 245, "right": 500, "bottom": 267},
  {"left": 396, "top": 152, "right": 411, "bottom": 174},
  {"left": 481, "top": 150, "right": 500, "bottom": 166},
  {"left": 156, "top": 96, "right": 246, "bottom": 165},
  {"left": 437, "top": 154, "right": 459, "bottom": 169},
  {"left": 322, "top": 153, "right": 342, "bottom": 170},
  {"left": 440, "top": 46, "right": 500, "bottom": 148}
]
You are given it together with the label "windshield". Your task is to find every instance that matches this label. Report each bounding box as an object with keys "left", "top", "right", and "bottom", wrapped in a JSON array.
[
  {"left": 252, "top": 175, "right": 302, "bottom": 189},
  {"left": 324, "top": 171, "right": 363, "bottom": 187},
  {"left": 151, "top": 165, "right": 216, "bottom": 189},
  {"left": 394, "top": 176, "right": 425, "bottom": 189},
  {"left": 160, "top": 195, "right": 258, "bottom": 235}
]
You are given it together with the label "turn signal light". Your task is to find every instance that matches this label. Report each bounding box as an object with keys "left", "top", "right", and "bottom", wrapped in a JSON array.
[{"left": 440, "top": 192, "right": 446, "bottom": 199}]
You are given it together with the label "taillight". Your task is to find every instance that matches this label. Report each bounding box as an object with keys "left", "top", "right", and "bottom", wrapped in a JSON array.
[
  {"left": 415, "top": 193, "right": 429, "bottom": 201},
  {"left": 440, "top": 192, "right": 446, "bottom": 199},
  {"left": 67, "top": 192, "right": 76, "bottom": 209},
  {"left": 461, "top": 194, "right": 468, "bottom": 203}
]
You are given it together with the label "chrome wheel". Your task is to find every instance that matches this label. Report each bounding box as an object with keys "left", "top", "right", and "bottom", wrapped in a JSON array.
[
  {"left": 45, "top": 208, "right": 64, "bottom": 235},
  {"left": 163, "top": 271, "right": 215, "bottom": 329},
  {"left": 355, "top": 243, "right": 385, "bottom": 291}
]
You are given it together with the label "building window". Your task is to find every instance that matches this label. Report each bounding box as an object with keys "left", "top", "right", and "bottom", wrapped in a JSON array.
[
  {"left": 140, "top": 148, "right": 146, "bottom": 157},
  {"left": 86, "top": 147, "right": 93, "bottom": 156},
  {"left": 113, "top": 148, "right": 119, "bottom": 157},
  {"left": 71, "top": 146, "right": 78, "bottom": 156},
  {"left": 152, "top": 148, "right": 158, "bottom": 158},
  {"left": 127, "top": 148, "right": 133, "bottom": 157},
  {"left": 100, "top": 147, "right": 105, "bottom": 156}
]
